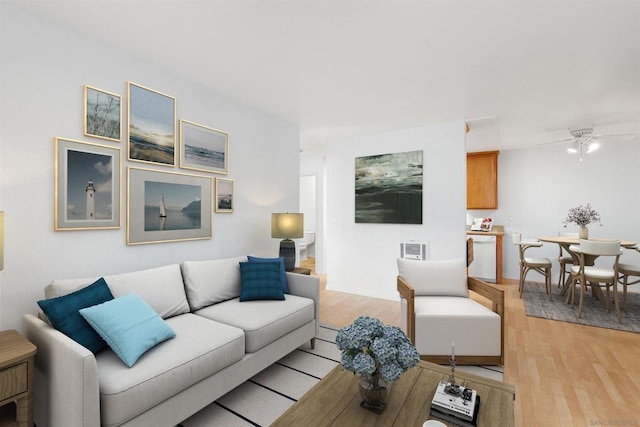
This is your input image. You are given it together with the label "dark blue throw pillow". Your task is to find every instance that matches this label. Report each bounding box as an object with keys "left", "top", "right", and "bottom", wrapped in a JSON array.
[
  {"left": 37, "top": 277, "right": 114, "bottom": 353},
  {"left": 239, "top": 261, "right": 285, "bottom": 302},
  {"left": 247, "top": 256, "right": 289, "bottom": 293}
]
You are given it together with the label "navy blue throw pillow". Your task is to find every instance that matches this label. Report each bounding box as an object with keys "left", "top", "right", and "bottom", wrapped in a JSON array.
[
  {"left": 37, "top": 277, "right": 114, "bottom": 353},
  {"left": 247, "top": 255, "right": 289, "bottom": 293},
  {"left": 239, "top": 261, "right": 285, "bottom": 302}
]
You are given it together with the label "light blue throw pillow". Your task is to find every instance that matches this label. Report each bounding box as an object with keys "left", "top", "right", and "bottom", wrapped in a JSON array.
[
  {"left": 247, "top": 256, "right": 289, "bottom": 293},
  {"left": 79, "top": 293, "right": 176, "bottom": 367}
]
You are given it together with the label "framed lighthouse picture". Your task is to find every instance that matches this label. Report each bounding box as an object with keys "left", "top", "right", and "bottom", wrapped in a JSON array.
[{"left": 54, "top": 137, "right": 121, "bottom": 230}]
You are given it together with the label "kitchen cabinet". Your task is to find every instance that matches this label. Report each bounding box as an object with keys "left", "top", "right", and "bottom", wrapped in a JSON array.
[{"left": 467, "top": 150, "right": 499, "bottom": 209}]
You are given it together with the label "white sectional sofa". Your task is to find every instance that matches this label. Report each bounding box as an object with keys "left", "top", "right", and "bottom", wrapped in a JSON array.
[{"left": 23, "top": 255, "right": 320, "bottom": 427}]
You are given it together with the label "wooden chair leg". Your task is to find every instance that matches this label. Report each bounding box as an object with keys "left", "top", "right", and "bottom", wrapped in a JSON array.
[
  {"left": 614, "top": 282, "right": 621, "bottom": 324},
  {"left": 546, "top": 268, "right": 552, "bottom": 301},
  {"left": 578, "top": 280, "right": 586, "bottom": 318}
]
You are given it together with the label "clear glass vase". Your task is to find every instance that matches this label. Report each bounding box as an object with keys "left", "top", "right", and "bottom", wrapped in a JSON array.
[{"left": 358, "top": 374, "right": 391, "bottom": 414}]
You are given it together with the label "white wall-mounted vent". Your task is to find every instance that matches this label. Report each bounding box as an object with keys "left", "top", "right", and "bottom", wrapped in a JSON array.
[{"left": 400, "top": 241, "right": 429, "bottom": 260}]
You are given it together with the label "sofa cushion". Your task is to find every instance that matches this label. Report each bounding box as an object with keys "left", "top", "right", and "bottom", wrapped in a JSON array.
[
  {"left": 37, "top": 277, "right": 114, "bottom": 353},
  {"left": 104, "top": 265, "right": 190, "bottom": 318},
  {"left": 96, "top": 313, "right": 245, "bottom": 427},
  {"left": 413, "top": 296, "right": 500, "bottom": 356},
  {"left": 247, "top": 256, "right": 289, "bottom": 293},
  {"left": 239, "top": 261, "right": 285, "bottom": 301},
  {"left": 181, "top": 255, "right": 248, "bottom": 310},
  {"left": 397, "top": 258, "right": 469, "bottom": 297},
  {"left": 45, "top": 264, "right": 190, "bottom": 319},
  {"left": 80, "top": 293, "right": 176, "bottom": 367},
  {"left": 194, "top": 294, "right": 314, "bottom": 353}
]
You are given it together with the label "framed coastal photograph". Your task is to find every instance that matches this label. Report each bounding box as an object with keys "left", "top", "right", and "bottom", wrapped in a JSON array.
[
  {"left": 215, "top": 178, "right": 234, "bottom": 213},
  {"left": 128, "top": 82, "right": 176, "bottom": 166},
  {"left": 355, "top": 150, "right": 423, "bottom": 224},
  {"left": 179, "top": 119, "right": 229, "bottom": 174},
  {"left": 127, "top": 167, "right": 212, "bottom": 245},
  {"left": 84, "top": 85, "right": 121, "bottom": 142},
  {"left": 54, "top": 137, "right": 121, "bottom": 230}
]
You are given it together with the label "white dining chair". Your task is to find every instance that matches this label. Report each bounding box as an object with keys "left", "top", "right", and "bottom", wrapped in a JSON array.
[
  {"left": 618, "top": 245, "right": 640, "bottom": 312},
  {"left": 513, "top": 233, "right": 552, "bottom": 300},
  {"left": 557, "top": 231, "right": 578, "bottom": 290},
  {"left": 567, "top": 239, "right": 622, "bottom": 323}
]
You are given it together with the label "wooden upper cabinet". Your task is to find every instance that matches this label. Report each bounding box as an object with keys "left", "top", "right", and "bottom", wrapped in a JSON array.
[{"left": 467, "top": 150, "right": 499, "bottom": 209}]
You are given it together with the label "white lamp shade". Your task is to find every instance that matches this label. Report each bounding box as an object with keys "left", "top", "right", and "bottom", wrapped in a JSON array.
[{"left": 271, "top": 213, "right": 304, "bottom": 239}]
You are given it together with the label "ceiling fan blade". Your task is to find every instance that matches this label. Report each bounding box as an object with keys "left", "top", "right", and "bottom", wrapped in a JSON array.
[
  {"left": 536, "top": 137, "right": 573, "bottom": 147},
  {"left": 591, "top": 133, "right": 637, "bottom": 139}
]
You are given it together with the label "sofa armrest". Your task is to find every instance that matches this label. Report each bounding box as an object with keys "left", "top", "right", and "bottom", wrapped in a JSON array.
[
  {"left": 23, "top": 314, "right": 101, "bottom": 427},
  {"left": 285, "top": 272, "right": 320, "bottom": 337}
]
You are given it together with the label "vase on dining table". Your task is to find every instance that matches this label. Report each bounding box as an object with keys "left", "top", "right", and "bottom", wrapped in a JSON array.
[{"left": 579, "top": 226, "right": 589, "bottom": 240}]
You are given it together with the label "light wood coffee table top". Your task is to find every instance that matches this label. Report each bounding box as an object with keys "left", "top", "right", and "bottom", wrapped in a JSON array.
[{"left": 272, "top": 361, "right": 515, "bottom": 427}]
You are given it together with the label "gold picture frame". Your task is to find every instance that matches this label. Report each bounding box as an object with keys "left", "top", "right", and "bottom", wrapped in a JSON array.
[
  {"left": 127, "top": 82, "right": 176, "bottom": 166},
  {"left": 84, "top": 85, "right": 122, "bottom": 142},
  {"left": 215, "top": 178, "right": 235, "bottom": 213},
  {"left": 127, "top": 167, "right": 213, "bottom": 245},
  {"left": 54, "top": 137, "right": 122, "bottom": 230},
  {"left": 179, "top": 119, "right": 229, "bottom": 174}
]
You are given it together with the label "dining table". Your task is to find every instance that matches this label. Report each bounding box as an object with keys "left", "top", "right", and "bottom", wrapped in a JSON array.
[{"left": 538, "top": 236, "right": 637, "bottom": 304}]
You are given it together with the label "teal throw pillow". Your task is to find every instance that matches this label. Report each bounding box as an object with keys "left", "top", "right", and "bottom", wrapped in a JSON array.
[
  {"left": 239, "top": 261, "right": 285, "bottom": 302},
  {"left": 247, "top": 255, "right": 289, "bottom": 293},
  {"left": 79, "top": 293, "right": 176, "bottom": 367},
  {"left": 37, "top": 277, "right": 114, "bottom": 354}
]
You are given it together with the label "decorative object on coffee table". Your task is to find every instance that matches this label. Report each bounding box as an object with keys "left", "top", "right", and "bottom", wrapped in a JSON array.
[
  {"left": 336, "top": 316, "right": 420, "bottom": 414},
  {"left": 563, "top": 203, "right": 602, "bottom": 240}
]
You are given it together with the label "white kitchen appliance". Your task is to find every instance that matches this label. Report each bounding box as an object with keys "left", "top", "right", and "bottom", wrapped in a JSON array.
[{"left": 468, "top": 235, "right": 497, "bottom": 283}]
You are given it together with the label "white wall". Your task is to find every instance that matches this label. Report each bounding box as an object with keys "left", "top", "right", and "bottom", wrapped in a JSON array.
[
  {"left": 325, "top": 122, "right": 467, "bottom": 301},
  {"left": 469, "top": 140, "right": 640, "bottom": 281},
  {"left": 0, "top": 6, "right": 300, "bottom": 331}
]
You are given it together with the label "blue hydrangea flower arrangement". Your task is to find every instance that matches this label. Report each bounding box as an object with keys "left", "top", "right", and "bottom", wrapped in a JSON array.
[{"left": 336, "top": 316, "right": 420, "bottom": 383}]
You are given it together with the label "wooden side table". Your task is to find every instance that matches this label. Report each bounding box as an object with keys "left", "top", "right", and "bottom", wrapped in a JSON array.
[
  {"left": 0, "top": 330, "right": 36, "bottom": 427},
  {"left": 289, "top": 267, "right": 311, "bottom": 275}
]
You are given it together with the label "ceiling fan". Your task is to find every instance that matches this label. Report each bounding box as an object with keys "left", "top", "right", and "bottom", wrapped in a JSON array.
[{"left": 538, "top": 125, "right": 636, "bottom": 161}]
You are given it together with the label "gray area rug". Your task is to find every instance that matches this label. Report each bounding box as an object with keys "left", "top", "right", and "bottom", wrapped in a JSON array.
[
  {"left": 178, "top": 325, "right": 503, "bottom": 426},
  {"left": 522, "top": 281, "right": 640, "bottom": 333}
]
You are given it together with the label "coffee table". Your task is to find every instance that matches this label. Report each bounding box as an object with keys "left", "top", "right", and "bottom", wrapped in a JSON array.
[{"left": 272, "top": 361, "right": 515, "bottom": 426}]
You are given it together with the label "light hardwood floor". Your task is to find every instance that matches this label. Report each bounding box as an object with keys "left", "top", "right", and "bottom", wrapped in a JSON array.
[{"left": 301, "top": 258, "right": 640, "bottom": 426}]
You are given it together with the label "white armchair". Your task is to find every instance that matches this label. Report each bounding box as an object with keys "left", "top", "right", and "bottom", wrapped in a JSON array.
[{"left": 397, "top": 258, "right": 504, "bottom": 365}]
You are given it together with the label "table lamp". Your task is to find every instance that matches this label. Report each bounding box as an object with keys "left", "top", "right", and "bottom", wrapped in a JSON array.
[{"left": 271, "top": 213, "right": 303, "bottom": 271}]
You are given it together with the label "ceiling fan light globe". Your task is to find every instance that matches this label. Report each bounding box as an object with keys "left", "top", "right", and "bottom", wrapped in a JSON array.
[
  {"left": 567, "top": 147, "right": 578, "bottom": 154},
  {"left": 587, "top": 142, "right": 600, "bottom": 153}
]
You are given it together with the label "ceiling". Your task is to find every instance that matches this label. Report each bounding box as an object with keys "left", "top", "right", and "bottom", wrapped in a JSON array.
[{"left": 7, "top": 1, "right": 640, "bottom": 154}]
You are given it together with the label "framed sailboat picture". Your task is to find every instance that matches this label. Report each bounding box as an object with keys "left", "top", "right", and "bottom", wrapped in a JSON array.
[{"left": 127, "top": 167, "right": 213, "bottom": 245}]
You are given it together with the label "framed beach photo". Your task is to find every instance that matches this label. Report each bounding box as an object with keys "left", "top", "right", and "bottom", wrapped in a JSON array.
[
  {"left": 127, "top": 167, "right": 212, "bottom": 245},
  {"left": 128, "top": 82, "right": 176, "bottom": 166},
  {"left": 84, "top": 85, "right": 122, "bottom": 142},
  {"left": 54, "top": 137, "right": 121, "bottom": 230},
  {"left": 215, "top": 178, "right": 235, "bottom": 213},
  {"left": 179, "top": 119, "right": 229, "bottom": 174}
]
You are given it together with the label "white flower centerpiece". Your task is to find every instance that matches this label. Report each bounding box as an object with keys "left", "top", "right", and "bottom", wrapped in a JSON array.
[
  {"left": 563, "top": 203, "right": 602, "bottom": 239},
  {"left": 336, "top": 316, "right": 420, "bottom": 413}
]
